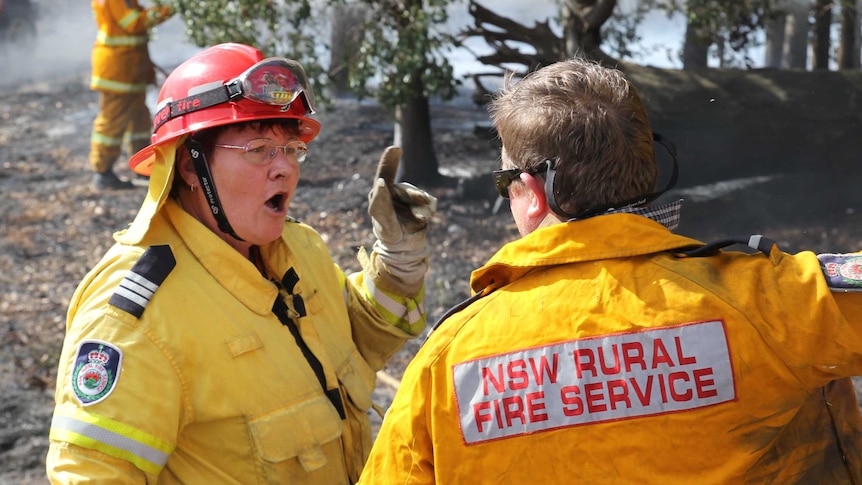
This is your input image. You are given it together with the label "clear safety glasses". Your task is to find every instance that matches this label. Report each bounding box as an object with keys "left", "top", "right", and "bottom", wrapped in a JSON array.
[
  {"left": 215, "top": 139, "right": 309, "bottom": 164},
  {"left": 153, "top": 57, "right": 316, "bottom": 132}
]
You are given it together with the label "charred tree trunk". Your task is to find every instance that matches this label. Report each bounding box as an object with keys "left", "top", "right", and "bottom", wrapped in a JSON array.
[
  {"left": 560, "top": 0, "right": 618, "bottom": 65},
  {"left": 838, "top": 0, "right": 860, "bottom": 69},
  {"left": 393, "top": 75, "right": 443, "bottom": 186},
  {"left": 783, "top": 0, "right": 809, "bottom": 69},
  {"left": 682, "top": 16, "right": 710, "bottom": 70},
  {"left": 384, "top": 0, "right": 445, "bottom": 186},
  {"left": 460, "top": 0, "right": 618, "bottom": 76},
  {"left": 813, "top": 0, "right": 833, "bottom": 70},
  {"left": 764, "top": 13, "right": 787, "bottom": 67},
  {"left": 328, "top": 3, "right": 368, "bottom": 97}
]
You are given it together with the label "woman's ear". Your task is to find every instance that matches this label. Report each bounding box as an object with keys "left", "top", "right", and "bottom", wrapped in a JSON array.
[
  {"left": 174, "top": 146, "right": 197, "bottom": 188},
  {"left": 521, "top": 172, "right": 550, "bottom": 220}
]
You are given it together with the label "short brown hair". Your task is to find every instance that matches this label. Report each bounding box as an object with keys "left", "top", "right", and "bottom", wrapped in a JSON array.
[{"left": 489, "top": 58, "right": 658, "bottom": 215}]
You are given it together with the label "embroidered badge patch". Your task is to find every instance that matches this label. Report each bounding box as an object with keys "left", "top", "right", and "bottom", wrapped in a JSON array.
[
  {"left": 71, "top": 340, "right": 123, "bottom": 406},
  {"left": 818, "top": 253, "right": 862, "bottom": 291}
]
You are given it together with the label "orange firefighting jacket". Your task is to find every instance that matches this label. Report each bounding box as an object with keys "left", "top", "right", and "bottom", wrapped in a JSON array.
[
  {"left": 360, "top": 213, "right": 862, "bottom": 484},
  {"left": 47, "top": 199, "right": 423, "bottom": 484},
  {"left": 90, "top": 0, "right": 171, "bottom": 93}
]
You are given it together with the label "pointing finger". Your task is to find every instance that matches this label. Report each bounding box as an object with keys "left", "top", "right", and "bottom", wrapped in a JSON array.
[{"left": 375, "top": 146, "right": 402, "bottom": 186}]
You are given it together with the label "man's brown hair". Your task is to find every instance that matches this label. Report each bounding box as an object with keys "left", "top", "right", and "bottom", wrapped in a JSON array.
[{"left": 489, "top": 57, "right": 658, "bottom": 216}]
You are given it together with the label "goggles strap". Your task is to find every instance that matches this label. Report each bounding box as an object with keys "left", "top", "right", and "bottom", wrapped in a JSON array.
[
  {"left": 546, "top": 132, "right": 680, "bottom": 221},
  {"left": 186, "top": 138, "right": 245, "bottom": 242},
  {"left": 153, "top": 82, "right": 242, "bottom": 133}
]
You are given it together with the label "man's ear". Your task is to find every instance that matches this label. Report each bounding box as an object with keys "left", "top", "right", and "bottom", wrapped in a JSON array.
[{"left": 521, "top": 172, "right": 549, "bottom": 220}]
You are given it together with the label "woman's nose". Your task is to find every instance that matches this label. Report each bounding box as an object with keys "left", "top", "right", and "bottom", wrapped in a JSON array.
[{"left": 269, "top": 148, "right": 299, "bottom": 177}]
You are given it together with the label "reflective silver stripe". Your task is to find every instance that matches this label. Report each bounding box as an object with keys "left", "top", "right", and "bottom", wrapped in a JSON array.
[
  {"left": 91, "top": 77, "right": 149, "bottom": 92},
  {"left": 117, "top": 10, "right": 141, "bottom": 29},
  {"left": 126, "top": 271, "right": 159, "bottom": 293},
  {"left": 114, "top": 286, "right": 149, "bottom": 308},
  {"left": 91, "top": 132, "right": 122, "bottom": 147},
  {"left": 114, "top": 271, "right": 156, "bottom": 308},
  {"left": 51, "top": 414, "right": 170, "bottom": 467},
  {"left": 127, "top": 131, "right": 151, "bottom": 143},
  {"left": 120, "top": 279, "right": 153, "bottom": 300},
  {"left": 96, "top": 30, "right": 148, "bottom": 46},
  {"left": 365, "top": 278, "right": 422, "bottom": 325},
  {"left": 407, "top": 302, "right": 423, "bottom": 324}
]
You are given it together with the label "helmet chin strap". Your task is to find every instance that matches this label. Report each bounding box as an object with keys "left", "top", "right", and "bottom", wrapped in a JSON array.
[
  {"left": 545, "top": 132, "right": 679, "bottom": 221},
  {"left": 186, "top": 138, "right": 245, "bottom": 241}
]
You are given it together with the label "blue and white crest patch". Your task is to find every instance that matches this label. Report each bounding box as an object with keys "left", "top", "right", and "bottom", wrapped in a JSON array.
[
  {"left": 71, "top": 340, "right": 123, "bottom": 406},
  {"left": 818, "top": 253, "right": 862, "bottom": 291}
]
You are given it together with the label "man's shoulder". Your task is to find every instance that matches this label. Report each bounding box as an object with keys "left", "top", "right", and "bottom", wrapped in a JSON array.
[{"left": 816, "top": 252, "right": 862, "bottom": 292}]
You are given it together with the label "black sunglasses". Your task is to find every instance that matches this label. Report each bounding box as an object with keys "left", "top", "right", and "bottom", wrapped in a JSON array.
[{"left": 491, "top": 163, "right": 546, "bottom": 199}]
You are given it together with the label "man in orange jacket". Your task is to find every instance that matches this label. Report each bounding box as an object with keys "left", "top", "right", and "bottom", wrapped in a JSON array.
[
  {"left": 359, "top": 57, "right": 862, "bottom": 484},
  {"left": 88, "top": 0, "right": 172, "bottom": 190}
]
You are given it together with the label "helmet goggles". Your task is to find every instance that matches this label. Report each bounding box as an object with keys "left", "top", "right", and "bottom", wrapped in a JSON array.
[{"left": 152, "top": 57, "right": 316, "bottom": 133}]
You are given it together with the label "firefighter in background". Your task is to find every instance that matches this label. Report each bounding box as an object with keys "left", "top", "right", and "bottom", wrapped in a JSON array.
[
  {"left": 47, "top": 43, "right": 436, "bottom": 482},
  {"left": 359, "top": 57, "right": 862, "bottom": 483},
  {"left": 88, "top": 0, "right": 173, "bottom": 190}
]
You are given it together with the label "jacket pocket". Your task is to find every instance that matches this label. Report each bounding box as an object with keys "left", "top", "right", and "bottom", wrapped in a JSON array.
[{"left": 247, "top": 394, "right": 343, "bottom": 473}]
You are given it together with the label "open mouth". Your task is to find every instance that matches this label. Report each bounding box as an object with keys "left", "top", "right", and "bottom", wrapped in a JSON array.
[{"left": 266, "top": 193, "right": 286, "bottom": 211}]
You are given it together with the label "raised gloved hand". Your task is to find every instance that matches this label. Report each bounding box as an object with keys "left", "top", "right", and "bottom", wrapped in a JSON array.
[
  {"left": 367, "top": 146, "right": 437, "bottom": 296},
  {"left": 147, "top": 5, "right": 174, "bottom": 26}
]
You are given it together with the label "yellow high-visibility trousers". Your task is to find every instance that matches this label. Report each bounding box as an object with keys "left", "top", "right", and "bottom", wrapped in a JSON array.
[{"left": 89, "top": 91, "right": 151, "bottom": 173}]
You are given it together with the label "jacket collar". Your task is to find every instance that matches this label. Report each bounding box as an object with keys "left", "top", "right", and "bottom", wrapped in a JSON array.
[
  {"left": 164, "top": 199, "right": 279, "bottom": 315},
  {"left": 470, "top": 213, "right": 703, "bottom": 293}
]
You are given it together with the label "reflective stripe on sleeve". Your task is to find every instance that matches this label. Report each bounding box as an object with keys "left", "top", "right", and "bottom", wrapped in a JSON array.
[
  {"left": 117, "top": 10, "right": 142, "bottom": 30},
  {"left": 49, "top": 408, "right": 174, "bottom": 476},
  {"left": 364, "top": 277, "right": 425, "bottom": 331}
]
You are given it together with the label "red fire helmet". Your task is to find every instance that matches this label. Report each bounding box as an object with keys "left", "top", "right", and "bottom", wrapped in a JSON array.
[{"left": 129, "top": 43, "right": 321, "bottom": 175}]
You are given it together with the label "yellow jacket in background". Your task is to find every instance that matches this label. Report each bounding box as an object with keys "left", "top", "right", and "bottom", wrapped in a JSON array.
[
  {"left": 47, "top": 199, "right": 422, "bottom": 483},
  {"left": 361, "top": 213, "right": 862, "bottom": 484},
  {"left": 90, "top": 0, "right": 172, "bottom": 93}
]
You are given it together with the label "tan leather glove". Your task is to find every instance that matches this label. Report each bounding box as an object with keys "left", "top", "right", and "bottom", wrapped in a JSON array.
[
  {"left": 147, "top": 5, "right": 174, "bottom": 26},
  {"left": 367, "top": 146, "right": 437, "bottom": 296}
]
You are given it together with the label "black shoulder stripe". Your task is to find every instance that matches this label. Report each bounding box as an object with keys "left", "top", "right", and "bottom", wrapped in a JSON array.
[{"left": 109, "top": 245, "right": 176, "bottom": 318}]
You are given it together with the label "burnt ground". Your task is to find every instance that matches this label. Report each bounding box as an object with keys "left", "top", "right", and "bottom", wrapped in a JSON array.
[{"left": 2, "top": 63, "right": 862, "bottom": 483}]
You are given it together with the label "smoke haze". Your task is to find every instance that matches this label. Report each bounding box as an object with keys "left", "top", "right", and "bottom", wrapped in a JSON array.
[{"left": 1, "top": 0, "right": 198, "bottom": 90}]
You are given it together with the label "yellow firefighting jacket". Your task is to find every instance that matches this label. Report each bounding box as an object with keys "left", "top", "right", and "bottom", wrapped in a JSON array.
[
  {"left": 90, "top": 0, "right": 171, "bottom": 93},
  {"left": 47, "top": 198, "right": 423, "bottom": 484},
  {"left": 360, "top": 213, "right": 862, "bottom": 484}
]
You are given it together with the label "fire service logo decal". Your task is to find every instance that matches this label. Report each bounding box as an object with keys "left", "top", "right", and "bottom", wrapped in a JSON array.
[
  {"left": 453, "top": 320, "right": 736, "bottom": 444},
  {"left": 71, "top": 340, "right": 123, "bottom": 406},
  {"left": 819, "top": 253, "right": 862, "bottom": 290}
]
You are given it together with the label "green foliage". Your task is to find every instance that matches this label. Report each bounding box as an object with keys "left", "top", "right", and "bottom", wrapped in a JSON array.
[
  {"left": 602, "top": 2, "right": 654, "bottom": 61},
  {"left": 157, "top": 0, "right": 461, "bottom": 111},
  {"left": 632, "top": 0, "right": 783, "bottom": 67},
  {"left": 350, "top": 0, "right": 461, "bottom": 109}
]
